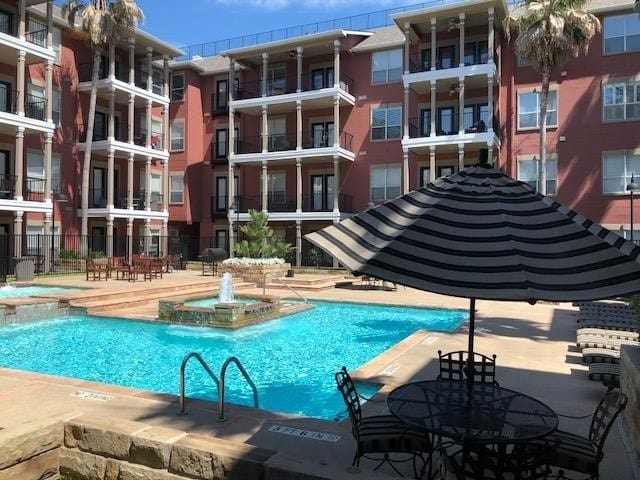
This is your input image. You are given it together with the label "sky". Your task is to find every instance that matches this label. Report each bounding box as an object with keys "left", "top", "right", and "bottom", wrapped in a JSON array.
[{"left": 135, "top": 0, "right": 422, "bottom": 55}]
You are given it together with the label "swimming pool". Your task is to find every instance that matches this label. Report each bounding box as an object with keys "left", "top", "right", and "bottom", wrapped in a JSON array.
[
  {"left": 0, "top": 301, "right": 466, "bottom": 419},
  {"left": 185, "top": 297, "right": 259, "bottom": 307},
  {"left": 0, "top": 285, "right": 76, "bottom": 298}
]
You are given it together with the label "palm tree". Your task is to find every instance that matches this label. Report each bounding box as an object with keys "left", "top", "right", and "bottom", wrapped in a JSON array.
[
  {"left": 62, "top": 0, "right": 143, "bottom": 253},
  {"left": 504, "top": 1, "right": 599, "bottom": 195}
]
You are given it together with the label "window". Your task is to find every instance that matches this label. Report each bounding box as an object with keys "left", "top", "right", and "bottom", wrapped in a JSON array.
[
  {"left": 438, "top": 107, "right": 456, "bottom": 135},
  {"left": 214, "top": 230, "right": 228, "bottom": 252},
  {"left": 438, "top": 45, "right": 456, "bottom": 69},
  {"left": 603, "top": 150, "right": 640, "bottom": 194},
  {"left": 419, "top": 167, "right": 430, "bottom": 188},
  {"left": 419, "top": 108, "right": 431, "bottom": 137},
  {"left": 215, "top": 129, "right": 228, "bottom": 159},
  {"left": 52, "top": 153, "right": 60, "bottom": 193},
  {"left": 0, "top": 10, "right": 12, "bottom": 35},
  {"left": 169, "top": 173, "right": 184, "bottom": 204},
  {"left": 604, "top": 14, "right": 640, "bottom": 54},
  {"left": 371, "top": 105, "right": 401, "bottom": 140},
  {"left": 464, "top": 41, "right": 488, "bottom": 66},
  {"left": 266, "top": 64, "right": 286, "bottom": 95},
  {"left": 518, "top": 156, "right": 557, "bottom": 194},
  {"left": 52, "top": 88, "right": 61, "bottom": 125},
  {"left": 420, "top": 48, "right": 431, "bottom": 71},
  {"left": 518, "top": 90, "right": 557, "bottom": 129},
  {"left": 215, "top": 176, "right": 227, "bottom": 212},
  {"left": 170, "top": 120, "right": 184, "bottom": 151},
  {"left": 603, "top": 82, "right": 640, "bottom": 122},
  {"left": 371, "top": 49, "right": 402, "bottom": 84},
  {"left": 170, "top": 73, "right": 184, "bottom": 101},
  {"left": 266, "top": 171, "right": 286, "bottom": 202},
  {"left": 370, "top": 164, "right": 401, "bottom": 201},
  {"left": 26, "top": 150, "right": 44, "bottom": 192},
  {"left": 215, "top": 79, "right": 228, "bottom": 112},
  {"left": 311, "top": 67, "right": 334, "bottom": 90}
]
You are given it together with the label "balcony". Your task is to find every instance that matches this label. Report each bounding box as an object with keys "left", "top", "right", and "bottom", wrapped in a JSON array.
[
  {"left": 78, "top": 123, "right": 167, "bottom": 160},
  {"left": 235, "top": 72, "right": 353, "bottom": 100},
  {"left": 0, "top": 175, "right": 44, "bottom": 202},
  {"left": 404, "top": 114, "right": 499, "bottom": 152},
  {"left": 0, "top": 88, "right": 46, "bottom": 119},
  {"left": 234, "top": 193, "right": 352, "bottom": 214},
  {"left": 403, "top": 51, "right": 497, "bottom": 89},
  {"left": 25, "top": 18, "right": 47, "bottom": 48},
  {"left": 0, "top": 15, "right": 54, "bottom": 65},
  {"left": 88, "top": 189, "right": 163, "bottom": 212}
]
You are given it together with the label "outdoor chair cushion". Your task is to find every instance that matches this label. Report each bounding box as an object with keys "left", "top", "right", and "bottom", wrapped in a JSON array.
[
  {"left": 577, "top": 327, "right": 638, "bottom": 338},
  {"left": 526, "top": 430, "right": 598, "bottom": 476},
  {"left": 576, "top": 335, "right": 638, "bottom": 350},
  {"left": 358, "top": 415, "right": 431, "bottom": 455},
  {"left": 581, "top": 347, "right": 620, "bottom": 365},
  {"left": 576, "top": 318, "right": 637, "bottom": 331},
  {"left": 588, "top": 363, "right": 620, "bottom": 388}
]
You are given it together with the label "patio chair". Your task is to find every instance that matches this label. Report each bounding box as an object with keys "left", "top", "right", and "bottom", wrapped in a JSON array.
[
  {"left": 437, "top": 350, "right": 499, "bottom": 385},
  {"left": 335, "top": 366, "right": 432, "bottom": 477},
  {"left": 86, "top": 258, "right": 109, "bottom": 281},
  {"left": 581, "top": 347, "right": 620, "bottom": 365},
  {"left": 524, "top": 391, "right": 627, "bottom": 480}
]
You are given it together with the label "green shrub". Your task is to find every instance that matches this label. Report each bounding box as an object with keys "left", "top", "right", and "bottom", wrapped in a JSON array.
[
  {"left": 58, "top": 249, "right": 82, "bottom": 259},
  {"left": 234, "top": 209, "right": 292, "bottom": 259},
  {"left": 88, "top": 250, "right": 106, "bottom": 259}
]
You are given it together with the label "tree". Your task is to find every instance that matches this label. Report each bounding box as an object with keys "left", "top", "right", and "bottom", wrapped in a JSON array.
[
  {"left": 62, "top": 0, "right": 143, "bottom": 252},
  {"left": 504, "top": 0, "right": 599, "bottom": 195},
  {"left": 234, "top": 210, "right": 293, "bottom": 259}
]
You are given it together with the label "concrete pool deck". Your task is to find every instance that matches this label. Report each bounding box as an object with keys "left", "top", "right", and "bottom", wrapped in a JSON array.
[{"left": 0, "top": 271, "right": 637, "bottom": 478}]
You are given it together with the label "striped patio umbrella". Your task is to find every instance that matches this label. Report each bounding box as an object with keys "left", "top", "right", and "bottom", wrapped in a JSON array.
[{"left": 305, "top": 162, "right": 640, "bottom": 368}]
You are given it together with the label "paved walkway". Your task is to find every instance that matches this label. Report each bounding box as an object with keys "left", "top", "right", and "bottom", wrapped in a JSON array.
[{"left": 0, "top": 272, "right": 636, "bottom": 478}]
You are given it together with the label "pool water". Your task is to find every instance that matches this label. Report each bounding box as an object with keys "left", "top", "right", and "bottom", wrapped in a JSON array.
[
  {"left": 0, "top": 301, "right": 466, "bottom": 419},
  {"left": 186, "top": 297, "right": 259, "bottom": 308},
  {"left": 0, "top": 285, "right": 75, "bottom": 298}
]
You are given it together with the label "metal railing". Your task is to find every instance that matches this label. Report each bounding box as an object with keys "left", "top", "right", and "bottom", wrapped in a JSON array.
[
  {"left": 135, "top": 129, "right": 164, "bottom": 150},
  {"left": 26, "top": 18, "right": 47, "bottom": 47},
  {"left": 408, "top": 51, "right": 495, "bottom": 74},
  {"left": 234, "top": 193, "right": 351, "bottom": 213},
  {"left": 408, "top": 115, "right": 497, "bottom": 138},
  {"left": 178, "top": 352, "right": 259, "bottom": 422},
  {"left": 262, "top": 271, "right": 307, "bottom": 303},
  {"left": 235, "top": 130, "right": 353, "bottom": 155},
  {"left": 233, "top": 72, "right": 354, "bottom": 101}
]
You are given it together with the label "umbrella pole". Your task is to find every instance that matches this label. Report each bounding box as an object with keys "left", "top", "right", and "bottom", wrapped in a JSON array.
[{"left": 466, "top": 298, "right": 476, "bottom": 402}]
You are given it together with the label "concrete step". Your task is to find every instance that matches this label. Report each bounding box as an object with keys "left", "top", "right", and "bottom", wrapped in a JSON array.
[
  {"left": 85, "top": 286, "right": 221, "bottom": 312},
  {"left": 264, "top": 280, "right": 339, "bottom": 291}
]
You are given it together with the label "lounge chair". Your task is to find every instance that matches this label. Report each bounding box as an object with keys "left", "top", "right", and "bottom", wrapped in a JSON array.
[
  {"left": 335, "top": 366, "right": 432, "bottom": 477},
  {"left": 576, "top": 335, "right": 638, "bottom": 350},
  {"left": 437, "top": 350, "right": 499, "bottom": 385},
  {"left": 581, "top": 347, "right": 620, "bottom": 365},
  {"left": 576, "top": 317, "right": 637, "bottom": 331},
  {"left": 524, "top": 391, "right": 627, "bottom": 479},
  {"left": 588, "top": 363, "right": 621, "bottom": 388}
]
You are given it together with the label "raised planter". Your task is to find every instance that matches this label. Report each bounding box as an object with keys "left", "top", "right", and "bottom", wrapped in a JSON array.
[{"left": 221, "top": 263, "right": 290, "bottom": 288}]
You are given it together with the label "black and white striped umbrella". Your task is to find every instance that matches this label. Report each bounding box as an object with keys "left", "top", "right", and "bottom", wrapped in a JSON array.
[{"left": 306, "top": 163, "right": 640, "bottom": 366}]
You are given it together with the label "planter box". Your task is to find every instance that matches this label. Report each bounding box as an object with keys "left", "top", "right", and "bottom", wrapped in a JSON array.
[{"left": 221, "top": 263, "right": 290, "bottom": 288}]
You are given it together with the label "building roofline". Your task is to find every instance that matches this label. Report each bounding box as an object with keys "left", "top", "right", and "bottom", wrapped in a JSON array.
[
  {"left": 587, "top": 1, "right": 634, "bottom": 14},
  {"left": 391, "top": 0, "right": 510, "bottom": 24}
]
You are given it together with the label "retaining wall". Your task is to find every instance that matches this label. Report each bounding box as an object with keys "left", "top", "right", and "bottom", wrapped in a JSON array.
[{"left": 621, "top": 345, "right": 640, "bottom": 465}]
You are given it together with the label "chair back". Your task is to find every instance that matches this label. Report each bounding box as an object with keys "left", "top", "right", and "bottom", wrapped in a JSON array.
[
  {"left": 438, "top": 350, "right": 498, "bottom": 384},
  {"left": 335, "top": 366, "right": 362, "bottom": 440},
  {"left": 589, "top": 391, "right": 628, "bottom": 459}
]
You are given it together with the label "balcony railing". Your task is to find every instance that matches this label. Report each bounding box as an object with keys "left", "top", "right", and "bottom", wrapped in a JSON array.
[
  {"left": 235, "top": 131, "right": 354, "bottom": 155},
  {"left": 25, "top": 18, "right": 47, "bottom": 47},
  {"left": 87, "top": 189, "right": 163, "bottom": 211},
  {"left": 407, "top": 51, "right": 496, "bottom": 74},
  {"left": 408, "top": 116, "right": 498, "bottom": 139},
  {"left": 135, "top": 70, "right": 164, "bottom": 95},
  {"left": 0, "top": 89, "right": 46, "bottom": 121},
  {"left": 0, "top": 175, "right": 44, "bottom": 201},
  {"left": 77, "top": 62, "right": 129, "bottom": 83},
  {"left": 135, "top": 129, "right": 164, "bottom": 150},
  {"left": 234, "top": 193, "right": 352, "bottom": 213},
  {"left": 210, "top": 194, "right": 241, "bottom": 219},
  {"left": 234, "top": 72, "right": 353, "bottom": 100}
]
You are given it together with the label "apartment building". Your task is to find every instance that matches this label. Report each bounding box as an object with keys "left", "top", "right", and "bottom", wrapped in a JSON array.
[{"left": 165, "top": 0, "right": 639, "bottom": 264}]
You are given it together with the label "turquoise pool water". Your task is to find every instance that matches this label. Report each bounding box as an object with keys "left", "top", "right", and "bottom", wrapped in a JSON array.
[
  {"left": 0, "top": 301, "right": 466, "bottom": 419},
  {"left": 186, "top": 297, "right": 259, "bottom": 307},
  {"left": 0, "top": 285, "right": 75, "bottom": 298}
]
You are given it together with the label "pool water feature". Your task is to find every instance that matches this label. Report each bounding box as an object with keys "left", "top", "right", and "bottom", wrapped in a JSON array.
[
  {"left": 0, "top": 285, "right": 76, "bottom": 298},
  {"left": 0, "top": 301, "right": 466, "bottom": 419},
  {"left": 185, "top": 297, "right": 259, "bottom": 308}
]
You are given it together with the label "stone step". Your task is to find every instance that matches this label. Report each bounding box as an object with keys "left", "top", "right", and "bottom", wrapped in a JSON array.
[{"left": 264, "top": 280, "right": 339, "bottom": 291}]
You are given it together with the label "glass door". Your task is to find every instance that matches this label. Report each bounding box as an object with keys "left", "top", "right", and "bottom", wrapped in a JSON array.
[
  {"left": 92, "top": 167, "right": 106, "bottom": 208},
  {"left": 267, "top": 117, "right": 286, "bottom": 151},
  {"left": 311, "top": 122, "right": 334, "bottom": 148},
  {"left": 0, "top": 81, "right": 10, "bottom": 113},
  {"left": 438, "top": 46, "right": 456, "bottom": 69},
  {"left": 0, "top": 150, "right": 10, "bottom": 199},
  {"left": 420, "top": 109, "right": 431, "bottom": 137},
  {"left": 310, "top": 174, "right": 334, "bottom": 211},
  {"left": 438, "top": 107, "right": 455, "bottom": 135}
]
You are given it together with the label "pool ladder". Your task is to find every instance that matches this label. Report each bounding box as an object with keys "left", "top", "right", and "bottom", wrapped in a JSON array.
[
  {"left": 263, "top": 272, "right": 308, "bottom": 303},
  {"left": 178, "top": 352, "right": 259, "bottom": 422}
]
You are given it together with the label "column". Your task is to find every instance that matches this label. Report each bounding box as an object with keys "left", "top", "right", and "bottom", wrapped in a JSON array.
[
  {"left": 229, "top": 60, "right": 236, "bottom": 156},
  {"left": 488, "top": 7, "right": 495, "bottom": 64},
  {"left": 261, "top": 52, "right": 268, "bottom": 97},
  {"left": 296, "top": 47, "right": 303, "bottom": 92},
  {"left": 106, "top": 216, "right": 114, "bottom": 257},
  {"left": 108, "top": 87, "right": 115, "bottom": 140},
  {"left": 145, "top": 157, "right": 151, "bottom": 211},
  {"left": 487, "top": 75, "right": 494, "bottom": 133},
  {"left": 296, "top": 159, "right": 302, "bottom": 213},
  {"left": 163, "top": 56, "right": 170, "bottom": 98},
  {"left": 333, "top": 96, "right": 340, "bottom": 147},
  {"left": 163, "top": 105, "right": 169, "bottom": 151},
  {"left": 46, "top": 1, "right": 53, "bottom": 47},
  {"left": 403, "top": 86, "right": 409, "bottom": 139},
  {"left": 161, "top": 220, "right": 168, "bottom": 257},
  {"left": 458, "top": 77, "right": 465, "bottom": 135},
  {"left": 261, "top": 161, "right": 268, "bottom": 212},
  {"left": 403, "top": 23, "right": 410, "bottom": 74},
  {"left": 128, "top": 38, "right": 135, "bottom": 84},
  {"left": 487, "top": 146, "right": 494, "bottom": 166},
  {"left": 430, "top": 81, "right": 436, "bottom": 138},
  {"left": 44, "top": 209, "right": 51, "bottom": 273},
  {"left": 458, "top": 13, "right": 465, "bottom": 67},
  {"left": 45, "top": 60, "right": 53, "bottom": 121},
  {"left": 295, "top": 221, "right": 302, "bottom": 267},
  {"left": 458, "top": 144, "right": 465, "bottom": 172},
  {"left": 44, "top": 132, "right": 52, "bottom": 203},
  {"left": 162, "top": 159, "right": 169, "bottom": 213},
  {"left": 127, "top": 153, "right": 134, "bottom": 209},
  {"left": 127, "top": 93, "right": 134, "bottom": 143},
  {"left": 228, "top": 163, "right": 235, "bottom": 257},
  {"left": 126, "top": 218, "right": 133, "bottom": 262},
  {"left": 429, "top": 146, "right": 436, "bottom": 182},
  {"left": 430, "top": 18, "right": 437, "bottom": 71},
  {"left": 18, "top": 0, "right": 25, "bottom": 39},
  {"left": 402, "top": 151, "right": 409, "bottom": 194},
  {"left": 109, "top": 43, "right": 115, "bottom": 79},
  {"left": 17, "top": 51, "right": 25, "bottom": 116},
  {"left": 296, "top": 101, "right": 302, "bottom": 150},
  {"left": 15, "top": 127, "right": 24, "bottom": 200},
  {"left": 333, "top": 155, "right": 339, "bottom": 213},
  {"left": 262, "top": 106, "right": 268, "bottom": 152},
  {"left": 107, "top": 147, "right": 114, "bottom": 208},
  {"left": 333, "top": 40, "right": 340, "bottom": 87},
  {"left": 144, "top": 219, "right": 150, "bottom": 254},
  {"left": 145, "top": 100, "right": 152, "bottom": 148},
  {"left": 14, "top": 212, "right": 22, "bottom": 257},
  {"left": 146, "top": 47, "right": 153, "bottom": 93}
]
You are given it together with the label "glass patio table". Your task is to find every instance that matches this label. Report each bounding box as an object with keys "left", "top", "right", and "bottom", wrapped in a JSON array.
[{"left": 387, "top": 380, "right": 558, "bottom": 445}]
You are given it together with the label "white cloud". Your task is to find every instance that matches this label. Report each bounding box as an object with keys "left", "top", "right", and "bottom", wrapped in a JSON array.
[{"left": 212, "top": 0, "right": 404, "bottom": 10}]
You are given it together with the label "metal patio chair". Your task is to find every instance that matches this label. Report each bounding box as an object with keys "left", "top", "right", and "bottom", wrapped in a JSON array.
[
  {"left": 437, "top": 350, "right": 499, "bottom": 385},
  {"left": 335, "top": 366, "right": 432, "bottom": 478},
  {"left": 524, "top": 391, "right": 627, "bottom": 480}
]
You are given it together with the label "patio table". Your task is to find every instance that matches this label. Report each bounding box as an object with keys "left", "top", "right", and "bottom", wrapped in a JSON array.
[{"left": 387, "top": 380, "right": 558, "bottom": 445}]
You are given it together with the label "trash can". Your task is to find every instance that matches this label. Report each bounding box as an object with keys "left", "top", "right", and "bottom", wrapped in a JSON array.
[{"left": 13, "top": 257, "right": 35, "bottom": 282}]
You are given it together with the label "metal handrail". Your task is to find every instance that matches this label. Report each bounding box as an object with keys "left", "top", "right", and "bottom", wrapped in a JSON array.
[
  {"left": 218, "top": 356, "right": 259, "bottom": 422},
  {"left": 178, "top": 352, "right": 220, "bottom": 415},
  {"left": 263, "top": 272, "right": 307, "bottom": 303}
]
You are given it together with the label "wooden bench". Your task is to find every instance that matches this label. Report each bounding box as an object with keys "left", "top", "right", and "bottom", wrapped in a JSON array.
[
  {"left": 108, "top": 256, "right": 134, "bottom": 281},
  {"left": 86, "top": 258, "right": 109, "bottom": 281}
]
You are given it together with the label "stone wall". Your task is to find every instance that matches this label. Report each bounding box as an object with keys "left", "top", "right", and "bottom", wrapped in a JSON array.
[
  {"left": 220, "top": 264, "right": 290, "bottom": 288},
  {"left": 0, "top": 413, "right": 394, "bottom": 480},
  {"left": 621, "top": 345, "right": 640, "bottom": 464}
]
